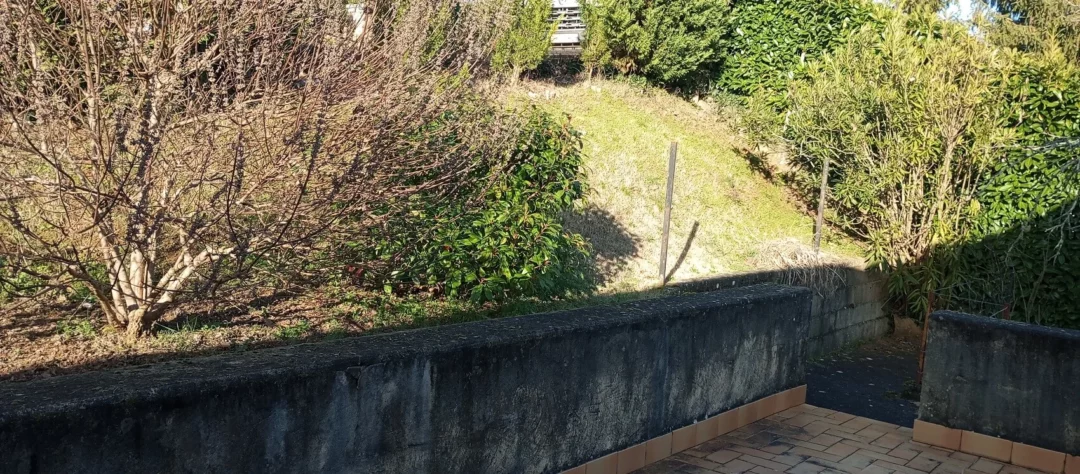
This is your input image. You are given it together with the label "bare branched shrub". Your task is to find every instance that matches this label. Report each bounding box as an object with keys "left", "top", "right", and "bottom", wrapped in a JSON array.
[{"left": 0, "top": 0, "right": 513, "bottom": 337}]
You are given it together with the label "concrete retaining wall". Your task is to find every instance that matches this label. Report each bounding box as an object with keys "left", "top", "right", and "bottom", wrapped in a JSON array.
[
  {"left": 0, "top": 284, "right": 811, "bottom": 474},
  {"left": 673, "top": 266, "right": 888, "bottom": 357},
  {"left": 918, "top": 310, "right": 1080, "bottom": 456}
]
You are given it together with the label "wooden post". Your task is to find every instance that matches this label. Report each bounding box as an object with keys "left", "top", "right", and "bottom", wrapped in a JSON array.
[
  {"left": 660, "top": 142, "right": 677, "bottom": 284},
  {"left": 916, "top": 290, "right": 936, "bottom": 388},
  {"left": 813, "top": 157, "right": 831, "bottom": 252}
]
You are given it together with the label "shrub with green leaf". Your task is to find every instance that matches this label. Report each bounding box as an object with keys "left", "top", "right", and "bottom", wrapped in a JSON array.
[
  {"left": 579, "top": 1, "right": 612, "bottom": 76},
  {"left": 714, "top": 0, "right": 883, "bottom": 102},
  {"left": 939, "top": 54, "right": 1080, "bottom": 327},
  {"left": 729, "top": 1, "right": 1079, "bottom": 327},
  {"left": 356, "top": 108, "right": 591, "bottom": 303},
  {"left": 979, "top": 0, "right": 1080, "bottom": 65},
  {"left": 581, "top": 0, "right": 730, "bottom": 86},
  {"left": 493, "top": 0, "right": 556, "bottom": 79},
  {"left": 772, "top": 14, "right": 1013, "bottom": 318}
]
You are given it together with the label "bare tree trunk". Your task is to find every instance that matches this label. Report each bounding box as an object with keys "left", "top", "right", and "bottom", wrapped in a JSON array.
[
  {"left": 813, "top": 156, "right": 831, "bottom": 252},
  {"left": 512, "top": 64, "right": 522, "bottom": 83},
  {"left": 125, "top": 309, "right": 151, "bottom": 341}
]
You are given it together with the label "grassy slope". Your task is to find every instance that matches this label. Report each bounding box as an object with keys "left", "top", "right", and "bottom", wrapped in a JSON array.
[
  {"left": 523, "top": 79, "right": 863, "bottom": 293},
  {"left": 1, "top": 78, "right": 867, "bottom": 382}
]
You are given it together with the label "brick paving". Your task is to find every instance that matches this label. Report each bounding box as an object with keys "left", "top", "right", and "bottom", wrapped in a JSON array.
[{"left": 632, "top": 404, "right": 1045, "bottom": 474}]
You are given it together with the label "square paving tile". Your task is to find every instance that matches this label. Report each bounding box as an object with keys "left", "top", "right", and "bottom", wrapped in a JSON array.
[{"left": 631, "top": 405, "right": 1045, "bottom": 474}]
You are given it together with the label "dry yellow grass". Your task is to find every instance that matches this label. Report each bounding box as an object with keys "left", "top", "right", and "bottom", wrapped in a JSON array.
[{"left": 516, "top": 78, "right": 865, "bottom": 293}]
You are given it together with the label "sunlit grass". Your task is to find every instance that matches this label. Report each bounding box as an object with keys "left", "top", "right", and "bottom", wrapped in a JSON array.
[{"left": 514, "top": 78, "right": 864, "bottom": 293}]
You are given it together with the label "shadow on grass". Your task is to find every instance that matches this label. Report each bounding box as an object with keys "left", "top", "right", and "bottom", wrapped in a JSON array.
[
  {"left": 532, "top": 56, "right": 588, "bottom": 87},
  {"left": 27, "top": 193, "right": 1075, "bottom": 385},
  {"left": 0, "top": 307, "right": 67, "bottom": 341},
  {"left": 1, "top": 205, "right": 647, "bottom": 383},
  {"left": 738, "top": 146, "right": 779, "bottom": 182},
  {"left": 563, "top": 205, "right": 642, "bottom": 287},
  {"left": 153, "top": 290, "right": 301, "bottom": 333},
  {"left": 1, "top": 260, "right": 891, "bottom": 385},
  {"left": 664, "top": 221, "right": 699, "bottom": 284},
  {"left": 0, "top": 284, "right": 678, "bottom": 383}
]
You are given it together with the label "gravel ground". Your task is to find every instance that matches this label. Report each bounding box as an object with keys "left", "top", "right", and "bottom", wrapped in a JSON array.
[{"left": 806, "top": 332, "right": 922, "bottom": 427}]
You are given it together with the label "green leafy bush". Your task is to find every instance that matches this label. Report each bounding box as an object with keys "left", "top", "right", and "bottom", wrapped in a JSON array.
[
  {"left": 727, "top": 1, "right": 1079, "bottom": 327},
  {"left": 492, "top": 0, "right": 556, "bottom": 79},
  {"left": 714, "top": 0, "right": 883, "bottom": 102},
  {"left": 581, "top": 0, "right": 730, "bottom": 86},
  {"left": 356, "top": 108, "right": 591, "bottom": 302},
  {"left": 940, "top": 55, "right": 1080, "bottom": 327},
  {"left": 580, "top": 1, "right": 612, "bottom": 76},
  {"left": 771, "top": 14, "right": 1013, "bottom": 318},
  {"left": 982, "top": 0, "right": 1080, "bottom": 65}
]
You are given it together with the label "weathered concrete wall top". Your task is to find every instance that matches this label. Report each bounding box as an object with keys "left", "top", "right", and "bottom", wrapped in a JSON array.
[
  {"left": 0, "top": 284, "right": 811, "bottom": 474},
  {"left": 672, "top": 266, "right": 888, "bottom": 357},
  {"left": 918, "top": 311, "right": 1080, "bottom": 455}
]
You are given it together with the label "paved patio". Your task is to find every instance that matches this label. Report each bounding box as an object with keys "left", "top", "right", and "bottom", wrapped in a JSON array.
[{"left": 633, "top": 404, "right": 1042, "bottom": 474}]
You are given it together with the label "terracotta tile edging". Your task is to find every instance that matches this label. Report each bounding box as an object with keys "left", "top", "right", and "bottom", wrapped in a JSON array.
[
  {"left": 615, "top": 442, "right": 647, "bottom": 474},
  {"left": 960, "top": 430, "right": 1013, "bottom": 463},
  {"left": 912, "top": 422, "right": 1074, "bottom": 474},
  {"left": 1012, "top": 442, "right": 1066, "bottom": 474},
  {"left": 1065, "top": 454, "right": 1080, "bottom": 474},
  {"left": 694, "top": 414, "right": 721, "bottom": 445},
  {"left": 912, "top": 420, "right": 962, "bottom": 450},
  {"left": 560, "top": 384, "right": 807, "bottom": 474},
  {"left": 584, "top": 452, "right": 617, "bottom": 474},
  {"left": 715, "top": 408, "right": 739, "bottom": 437},
  {"left": 670, "top": 423, "right": 697, "bottom": 454},
  {"left": 644, "top": 433, "right": 672, "bottom": 465}
]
